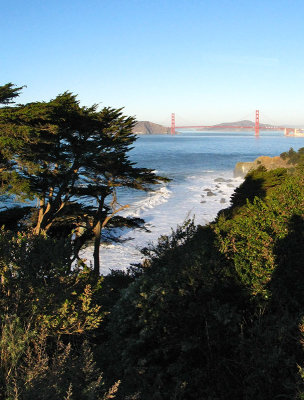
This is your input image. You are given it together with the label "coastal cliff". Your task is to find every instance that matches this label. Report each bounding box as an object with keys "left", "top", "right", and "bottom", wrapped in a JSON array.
[{"left": 234, "top": 155, "right": 290, "bottom": 177}]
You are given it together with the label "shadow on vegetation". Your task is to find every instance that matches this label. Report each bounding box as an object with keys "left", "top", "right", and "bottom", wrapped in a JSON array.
[
  {"left": 220, "top": 167, "right": 288, "bottom": 219},
  {"left": 231, "top": 174, "right": 267, "bottom": 207},
  {"left": 271, "top": 214, "right": 304, "bottom": 308},
  {"left": 0, "top": 206, "right": 32, "bottom": 231},
  {"left": 100, "top": 223, "right": 253, "bottom": 400},
  {"left": 243, "top": 214, "right": 304, "bottom": 399}
]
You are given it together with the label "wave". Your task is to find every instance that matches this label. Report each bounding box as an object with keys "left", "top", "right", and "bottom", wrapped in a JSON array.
[
  {"left": 82, "top": 172, "right": 242, "bottom": 273},
  {"left": 125, "top": 186, "right": 172, "bottom": 217}
]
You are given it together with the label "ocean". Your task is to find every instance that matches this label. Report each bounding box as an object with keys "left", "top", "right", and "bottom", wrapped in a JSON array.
[{"left": 82, "top": 131, "right": 304, "bottom": 274}]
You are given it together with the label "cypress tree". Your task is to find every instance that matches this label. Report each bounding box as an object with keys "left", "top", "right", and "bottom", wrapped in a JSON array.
[{"left": 0, "top": 85, "right": 167, "bottom": 273}]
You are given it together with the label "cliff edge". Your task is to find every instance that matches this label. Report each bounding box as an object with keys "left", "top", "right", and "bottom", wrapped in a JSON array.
[{"left": 234, "top": 155, "right": 290, "bottom": 177}]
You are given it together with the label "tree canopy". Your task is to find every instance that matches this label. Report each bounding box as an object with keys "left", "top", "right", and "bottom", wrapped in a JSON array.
[{"left": 0, "top": 83, "right": 24, "bottom": 105}]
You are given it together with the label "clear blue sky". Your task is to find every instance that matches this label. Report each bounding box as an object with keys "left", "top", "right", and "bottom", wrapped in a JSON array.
[{"left": 2, "top": 0, "right": 304, "bottom": 126}]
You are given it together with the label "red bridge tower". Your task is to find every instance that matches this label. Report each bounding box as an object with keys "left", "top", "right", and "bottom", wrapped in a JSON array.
[
  {"left": 255, "top": 110, "right": 260, "bottom": 137},
  {"left": 171, "top": 113, "right": 175, "bottom": 135}
]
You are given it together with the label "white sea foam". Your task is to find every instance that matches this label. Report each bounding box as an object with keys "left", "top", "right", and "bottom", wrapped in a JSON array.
[
  {"left": 81, "top": 170, "right": 243, "bottom": 274},
  {"left": 126, "top": 186, "right": 172, "bottom": 217}
]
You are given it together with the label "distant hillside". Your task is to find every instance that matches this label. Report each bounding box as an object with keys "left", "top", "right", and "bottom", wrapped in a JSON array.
[
  {"left": 133, "top": 121, "right": 170, "bottom": 135},
  {"left": 213, "top": 119, "right": 255, "bottom": 127},
  {"left": 132, "top": 119, "right": 281, "bottom": 134},
  {"left": 203, "top": 120, "right": 278, "bottom": 130}
]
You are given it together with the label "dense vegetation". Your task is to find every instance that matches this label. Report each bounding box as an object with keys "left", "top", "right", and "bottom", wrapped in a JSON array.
[
  {"left": 102, "top": 164, "right": 304, "bottom": 399},
  {"left": 1, "top": 83, "right": 304, "bottom": 399}
]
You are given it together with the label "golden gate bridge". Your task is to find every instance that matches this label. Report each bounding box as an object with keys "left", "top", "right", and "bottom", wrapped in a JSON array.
[{"left": 170, "top": 110, "right": 297, "bottom": 136}]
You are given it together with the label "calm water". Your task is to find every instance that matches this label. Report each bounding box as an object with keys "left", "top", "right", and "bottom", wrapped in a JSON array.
[
  {"left": 131, "top": 131, "right": 300, "bottom": 177},
  {"left": 83, "top": 131, "right": 304, "bottom": 274}
]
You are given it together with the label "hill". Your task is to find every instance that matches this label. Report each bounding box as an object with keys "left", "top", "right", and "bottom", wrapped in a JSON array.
[
  {"left": 203, "top": 119, "right": 279, "bottom": 130},
  {"left": 133, "top": 121, "right": 170, "bottom": 135},
  {"left": 133, "top": 119, "right": 282, "bottom": 134}
]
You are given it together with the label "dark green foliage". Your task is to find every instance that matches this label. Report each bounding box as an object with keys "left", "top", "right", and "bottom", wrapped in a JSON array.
[
  {"left": 0, "top": 83, "right": 24, "bottom": 105},
  {"left": 98, "top": 270, "right": 135, "bottom": 312},
  {"left": 104, "top": 222, "right": 249, "bottom": 399},
  {"left": 100, "top": 166, "right": 304, "bottom": 399},
  {"left": 0, "top": 230, "right": 104, "bottom": 335},
  {"left": 215, "top": 169, "right": 304, "bottom": 298},
  {"left": 0, "top": 206, "right": 32, "bottom": 231},
  {"left": 0, "top": 231, "right": 118, "bottom": 399},
  {"left": 227, "top": 166, "right": 288, "bottom": 213},
  {"left": 281, "top": 147, "right": 304, "bottom": 165},
  {"left": 0, "top": 84, "right": 167, "bottom": 273}
]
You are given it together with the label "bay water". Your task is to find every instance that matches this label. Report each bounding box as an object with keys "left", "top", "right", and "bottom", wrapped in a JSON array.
[{"left": 82, "top": 131, "right": 304, "bottom": 274}]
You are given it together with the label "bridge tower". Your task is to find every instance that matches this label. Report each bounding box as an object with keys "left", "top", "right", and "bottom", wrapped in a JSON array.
[
  {"left": 171, "top": 113, "right": 175, "bottom": 135},
  {"left": 255, "top": 110, "right": 260, "bottom": 137}
]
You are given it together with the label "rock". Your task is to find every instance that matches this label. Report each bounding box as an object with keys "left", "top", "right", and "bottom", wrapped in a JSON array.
[
  {"left": 214, "top": 177, "right": 227, "bottom": 182},
  {"left": 227, "top": 183, "right": 234, "bottom": 187},
  {"left": 256, "top": 155, "right": 289, "bottom": 170},
  {"left": 234, "top": 156, "right": 290, "bottom": 178},
  {"left": 206, "top": 191, "right": 216, "bottom": 196},
  {"left": 234, "top": 162, "right": 254, "bottom": 178},
  {"left": 220, "top": 198, "right": 226, "bottom": 203},
  {"left": 201, "top": 200, "right": 206, "bottom": 203},
  {"left": 204, "top": 188, "right": 211, "bottom": 191}
]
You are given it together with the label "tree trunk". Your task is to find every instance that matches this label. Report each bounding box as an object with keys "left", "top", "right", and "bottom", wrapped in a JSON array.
[
  {"left": 34, "top": 198, "right": 45, "bottom": 235},
  {"left": 91, "top": 196, "right": 107, "bottom": 275},
  {"left": 93, "top": 220, "right": 102, "bottom": 275},
  {"left": 92, "top": 199, "right": 130, "bottom": 274}
]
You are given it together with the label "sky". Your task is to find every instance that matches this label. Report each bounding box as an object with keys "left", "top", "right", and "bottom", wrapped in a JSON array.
[{"left": 1, "top": 0, "right": 304, "bottom": 126}]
